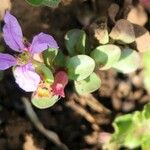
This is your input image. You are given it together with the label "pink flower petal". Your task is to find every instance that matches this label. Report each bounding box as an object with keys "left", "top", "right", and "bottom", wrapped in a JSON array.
[
  {"left": 13, "top": 63, "right": 40, "bottom": 92},
  {"left": 0, "top": 53, "right": 17, "bottom": 70},
  {"left": 30, "top": 32, "right": 59, "bottom": 54},
  {"left": 3, "top": 11, "right": 24, "bottom": 52}
]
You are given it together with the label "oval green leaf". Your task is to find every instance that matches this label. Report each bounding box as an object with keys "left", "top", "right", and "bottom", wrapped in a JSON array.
[
  {"left": 31, "top": 95, "right": 59, "bottom": 109},
  {"left": 90, "top": 44, "right": 121, "bottom": 70},
  {"left": 66, "top": 55, "right": 95, "bottom": 81},
  {"left": 112, "top": 48, "right": 140, "bottom": 73},
  {"left": 65, "top": 29, "right": 86, "bottom": 56},
  {"left": 74, "top": 72, "right": 101, "bottom": 94}
]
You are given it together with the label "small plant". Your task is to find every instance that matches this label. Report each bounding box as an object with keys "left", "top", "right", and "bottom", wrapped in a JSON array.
[
  {"left": 102, "top": 103, "right": 150, "bottom": 150},
  {"left": 0, "top": 12, "right": 141, "bottom": 109}
]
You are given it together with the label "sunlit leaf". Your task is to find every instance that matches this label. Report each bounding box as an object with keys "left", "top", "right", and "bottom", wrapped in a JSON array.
[
  {"left": 31, "top": 95, "right": 59, "bottom": 109},
  {"left": 90, "top": 44, "right": 121, "bottom": 70},
  {"left": 91, "top": 18, "right": 109, "bottom": 44},
  {"left": 74, "top": 72, "right": 101, "bottom": 94},
  {"left": 110, "top": 19, "right": 135, "bottom": 43},
  {"left": 142, "top": 135, "right": 150, "bottom": 150},
  {"left": 143, "top": 102, "right": 150, "bottom": 119},
  {"left": 143, "top": 50, "right": 150, "bottom": 92},
  {"left": 66, "top": 55, "right": 95, "bottom": 81},
  {"left": 113, "top": 48, "right": 140, "bottom": 73},
  {"left": 106, "top": 103, "right": 150, "bottom": 150}
]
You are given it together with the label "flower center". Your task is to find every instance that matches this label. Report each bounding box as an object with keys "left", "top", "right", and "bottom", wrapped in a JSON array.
[
  {"left": 34, "top": 82, "right": 53, "bottom": 98},
  {"left": 17, "top": 50, "right": 31, "bottom": 65}
]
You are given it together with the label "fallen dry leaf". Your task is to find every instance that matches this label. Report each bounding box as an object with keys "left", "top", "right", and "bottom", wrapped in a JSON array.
[
  {"left": 133, "top": 25, "right": 150, "bottom": 52},
  {"left": 89, "top": 18, "right": 109, "bottom": 44},
  {"left": 127, "top": 4, "right": 148, "bottom": 26},
  {"left": 109, "top": 19, "right": 135, "bottom": 44},
  {"left": 135, "top": 31, "right": 150, "bottom": 52}
]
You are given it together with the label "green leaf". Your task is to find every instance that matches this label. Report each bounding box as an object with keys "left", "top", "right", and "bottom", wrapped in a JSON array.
[
  {"left": 112, "top": 114, "right": 133, "bottom": 140},
  {"left": 54, "top": 50, "right": 66, "bottom": 68},
  {"left": 143, "top": 51, "right": 150, "bottom": 92},
  {"left": 25, "top": 0, "right": 43, "bottom": 6},
  {"left": 31, "top": 95, "right": 59, "bottom": 109},
  {"left": 143, "top": 103, "right": 150, "bottom": 119},
  {"left": 66, "top": 55, "right": 95, "bottom": 81},
  {"left": 74, "top": 72, "right": 101, "bottom": 94},
  {"left": 43, "top": 48, "right": 58, "bottom": 67},
  {"left": 142, "top": 135, "right": 150, "bottom": 150},
  {"left": 107, "top": 103, "right": 150, "bottom": 150},
  {"left": 112, "top": 112, "right": 142, "bottom": 149},
  {"left": 123, "top": 112, "right": 143, "bottom": 148},
  {"left": 65, "top": 29, "right": 86, "bottom": 56},
  {"left": 90, "top": 44, "right": 121, "bottom": 70},
  {"left": 113, "top": 48, "right": 140, "bottom": 73},
  {"left": 109, "top": 19, "right": 135, "bottom": 44},
  {"left": 143, "top": 72, "right": 150, "bottom": 92},
  {"left": 42, "top": 0, "right": 60, "bottom": 7}
]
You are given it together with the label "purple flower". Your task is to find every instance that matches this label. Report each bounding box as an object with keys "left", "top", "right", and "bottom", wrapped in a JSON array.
[{"left": 0, "top": 12, "right": 59, "bottom": 92}]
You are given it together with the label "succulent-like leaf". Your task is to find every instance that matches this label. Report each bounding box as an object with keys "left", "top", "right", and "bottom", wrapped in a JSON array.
[
  {"left": 31, "top": 95, "right": 59, "bottom": 109},
  {"left": 110, "top": 19, "right": 135, "bottom": 43},
  {"left": 113, "top": 48, "right": 140, "bottom": 73},
  {"left": 90, "top": 44, "right": 121, "bottom": 70},
  {"left": 65, "top": 29, "right": 86, "bottom": 56},
  {"left": 43, "top": 48, "right": 58, "bottom": 67},
  {"left": 66, "top": 55, "right": 95, "bottom": 81},
  {"left": 74, "top": 72, "right": 101, "bottom": 94},
  {"left": 54, "top": 50, "right": 66, "bottom": 68}
]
